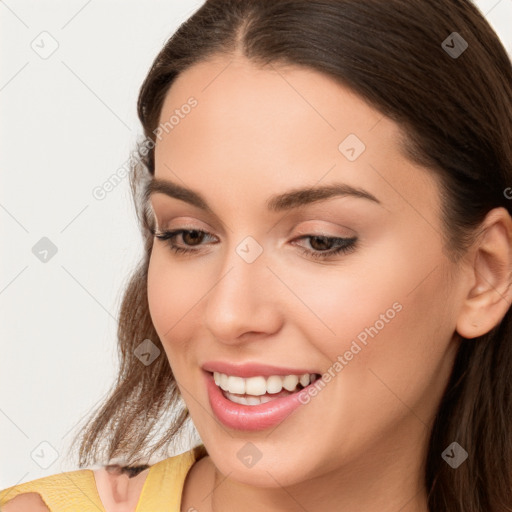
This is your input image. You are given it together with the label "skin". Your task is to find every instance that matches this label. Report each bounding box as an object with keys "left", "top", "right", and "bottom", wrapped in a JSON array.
[
  {"left": 146, "top": 53, "right": 512, "bottom": 512},
  {"left": 92, "top": 466, "right": 151, "bottom": 511},
  {"left": 2, "top": 493, "right": 50, "bottom": 512},
  {"left": 3, "top": 469, "right": 152, "bottom": 512}
]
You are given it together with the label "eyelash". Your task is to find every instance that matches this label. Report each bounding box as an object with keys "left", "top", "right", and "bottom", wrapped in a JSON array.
[{"left": 151, "top": 228, "right": 357, "bottom": 261}]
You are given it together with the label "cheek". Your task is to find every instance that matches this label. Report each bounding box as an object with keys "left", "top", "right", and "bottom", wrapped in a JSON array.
[
  {"left": 302, "top": 235, "right": 451, "bottom": 393},
  {"left": 296, "top": 254, "right": 454, "bottom": 464},
  {"left": 146, "top": 250, "right": 205, "bottom": 351},
  {"left": 279, "top": 248, "right": 405, "bottom": 357}
]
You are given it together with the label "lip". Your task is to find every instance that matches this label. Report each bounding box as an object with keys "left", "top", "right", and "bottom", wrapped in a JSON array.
[
  {"left": 204, "top": 370, "right": 317, "bottom": 431},
  {"left": 201, "top": 360, "right": 320, "bottom": 378}
]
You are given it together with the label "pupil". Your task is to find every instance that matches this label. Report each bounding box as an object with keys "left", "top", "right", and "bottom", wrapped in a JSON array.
[
  {"left": 311, "top": 236, "right": 331, "bottom": 251},
  {"left": 184, "top": 231, "right": 202, "bottom": 245}
]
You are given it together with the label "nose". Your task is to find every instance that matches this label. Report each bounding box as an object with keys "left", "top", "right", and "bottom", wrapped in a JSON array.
[{"left": 203, "top": 241, "right": 283, "bottom": 345}]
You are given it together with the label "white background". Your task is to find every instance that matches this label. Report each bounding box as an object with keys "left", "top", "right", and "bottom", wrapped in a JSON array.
[{"left": 1, "top": 0, "right": 511, "bottom": 489}]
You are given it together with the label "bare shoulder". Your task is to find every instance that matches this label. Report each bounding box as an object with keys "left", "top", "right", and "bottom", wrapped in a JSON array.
[
  {"left": 1, "top": 465, "right": 151, "bottom": 512},
  {"left": 2, "top": 492, "right": 50, "bottom": 512}
]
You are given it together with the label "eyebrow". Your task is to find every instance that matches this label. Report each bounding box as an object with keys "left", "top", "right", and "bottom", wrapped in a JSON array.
[{"left": 144, "top": 177, "right": 381, "bottom": 213}]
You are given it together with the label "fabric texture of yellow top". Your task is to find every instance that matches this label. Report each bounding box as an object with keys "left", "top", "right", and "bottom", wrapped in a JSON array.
[{"left": 0, "top": 444, "right": 207, "bottom": 511}]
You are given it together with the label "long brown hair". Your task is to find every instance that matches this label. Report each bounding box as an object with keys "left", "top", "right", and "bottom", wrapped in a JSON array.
[{"left": 70, "top": 1, "right": 512, "bottom": 509}]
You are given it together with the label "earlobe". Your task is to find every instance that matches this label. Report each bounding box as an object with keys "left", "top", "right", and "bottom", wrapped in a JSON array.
[{"left": 455, "top": 207, "right": 512, "bottom": 340}]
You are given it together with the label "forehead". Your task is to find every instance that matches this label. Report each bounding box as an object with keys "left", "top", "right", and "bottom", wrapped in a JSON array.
[
  {"left": 153, "top": 55, "right": 440, "bottom": 218},
  {"left": 156, "top": 54, "right": 391, "bottom": 152}
]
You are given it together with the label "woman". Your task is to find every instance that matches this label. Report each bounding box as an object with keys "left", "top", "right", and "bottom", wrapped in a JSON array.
[{"left": 2, "top": 0, "right": 512, "bottom": 510}]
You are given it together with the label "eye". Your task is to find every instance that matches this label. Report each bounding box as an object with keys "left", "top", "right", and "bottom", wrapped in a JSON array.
[
  {"left": 151, "top": 228, "right": 357, "bottom": 260},
  {"left": 152, "top": 228, "right": 216, "bottom": 256},
  {"left": 291, "top": 234, "right": 357, "bottom": 260}
]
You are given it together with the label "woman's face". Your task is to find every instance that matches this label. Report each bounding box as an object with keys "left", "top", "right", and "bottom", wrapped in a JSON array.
[{"left": 147, "top": 54, "right": 465, "bottom": 487}]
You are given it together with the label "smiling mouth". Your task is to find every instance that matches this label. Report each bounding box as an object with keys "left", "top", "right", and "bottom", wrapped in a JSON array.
[{"left": 211, "top": 371, "right": 321, "bottom": 406}]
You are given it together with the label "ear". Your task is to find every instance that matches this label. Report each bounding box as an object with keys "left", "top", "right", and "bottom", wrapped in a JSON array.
[{"left": 456, "top": 207, "right": 512, "bottom": 339}]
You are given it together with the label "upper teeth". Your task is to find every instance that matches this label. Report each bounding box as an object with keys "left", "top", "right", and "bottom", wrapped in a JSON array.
[{"left": 213, "top": 371, "right": 318, "bottom": 395}]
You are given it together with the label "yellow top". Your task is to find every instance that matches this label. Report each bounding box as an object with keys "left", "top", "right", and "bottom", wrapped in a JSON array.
[{"left": 0, "top": 444, "right": 207, "bottom": 511}]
